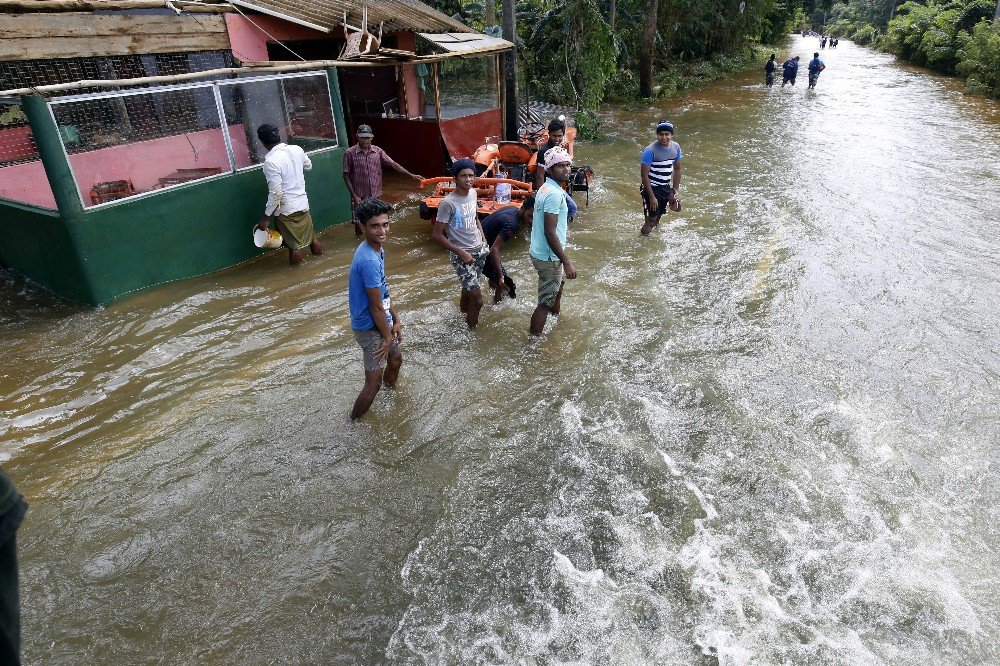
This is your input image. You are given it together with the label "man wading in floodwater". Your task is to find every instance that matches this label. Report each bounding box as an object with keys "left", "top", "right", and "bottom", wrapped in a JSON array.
[
  {"left": 765, "top": 53, "right": 777, "bottom": 87},
  {"left": 349, "top": 198, "right": 402, "bottom": 419},
  {"left": 432, "top": 158, "right": 490, "bottom": 328},
  {"left": 640, "top": 120, "right": 683, "bottom": 236},
  {"left": 256, "top": 124, "right": 323, "bottom": 264},
  {"left": 782, "top": 55, "right": 800, "bottom": 87},
  {"left": 530, "top": 147, "right": 577, "bottom": 335}
]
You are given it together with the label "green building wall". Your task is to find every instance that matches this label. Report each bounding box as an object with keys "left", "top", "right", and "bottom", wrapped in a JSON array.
[{"left": 0, "top": 68, "right": 352, "bottom": 306}]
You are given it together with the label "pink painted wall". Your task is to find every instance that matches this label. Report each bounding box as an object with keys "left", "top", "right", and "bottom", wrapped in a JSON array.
[
  {"left": 225, "top": 14, "right": 337, "bottom": 62},
  {"left": 0, "top": 160, "right": 56, "bottom": 209},
  {"left": 0, "top": 125, "right": 251, "bottom": 209}
]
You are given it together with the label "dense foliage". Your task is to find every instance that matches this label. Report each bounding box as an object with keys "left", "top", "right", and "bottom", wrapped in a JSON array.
[
  {"left": 435, "top": 0, "right": 998, "bottom": 130},
  {"left": 827, "top": 0, "right": 1000, "bottom": 98},
  {"left": 443, "top": 0, "right": 805, "bottom": 135}
]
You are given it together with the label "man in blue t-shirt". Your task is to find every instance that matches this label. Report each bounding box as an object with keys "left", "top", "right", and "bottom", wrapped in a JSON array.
[
  {"left": 640, "top": 120, "right": 683, "bottom": 236},
  {"left": 807, "top": 52, "right": 825, "bottom": 88},
  {"left": 782, "top": 56, "right": 800, "bottom": 87},
  {"left": 482, "top": 195, "right": 535, "bottom": 303},
  {"left": 530, "top": 147, "right": 577, "bottom": 335},
  {"left": 348, "top": 197, "right": 402, "bottom": 419}
]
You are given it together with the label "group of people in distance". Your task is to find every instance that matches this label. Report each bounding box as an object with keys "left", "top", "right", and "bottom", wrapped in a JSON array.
[
  {"left": 764, "top": 51, "right": 826, "bottom": 89},
  {"left": 254, "top": 118, "right": 683, "bottom": 419}
]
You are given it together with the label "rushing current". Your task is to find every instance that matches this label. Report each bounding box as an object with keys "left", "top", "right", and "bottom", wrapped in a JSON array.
[{"left": 3, "top": 37, "right": 999, "bottom": 664}]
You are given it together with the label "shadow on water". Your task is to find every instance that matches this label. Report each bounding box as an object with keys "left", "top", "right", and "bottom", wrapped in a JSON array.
[{"left": 3, "top": 37, "right": 1000, "bottom": 664}]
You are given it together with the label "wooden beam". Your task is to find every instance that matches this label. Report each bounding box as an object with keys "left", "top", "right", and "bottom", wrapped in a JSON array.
[
  {"left": 0, "top": 0, "right": 233, "bottom": 12},
  {"left": 0, "top": 32, "right": 231, "bottom": 61},
  {"left": 0, "top": 13, "right": 230, "bottom": 61},
  {"left": 0, "top": 13, "right": 227, "bottom": 39},
  {"left": 0, "top": 51, "right": 515, "bottom": 97}
]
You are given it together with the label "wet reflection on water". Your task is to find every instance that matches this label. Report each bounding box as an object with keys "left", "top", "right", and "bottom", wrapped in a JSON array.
[{"left": 3, "top": 37, "right": 999, "bottom": 664}]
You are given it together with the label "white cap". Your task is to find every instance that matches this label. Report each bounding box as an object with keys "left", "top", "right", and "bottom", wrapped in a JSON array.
[{"left": 543, "top": 146, "right": 573, "bottom": 170}]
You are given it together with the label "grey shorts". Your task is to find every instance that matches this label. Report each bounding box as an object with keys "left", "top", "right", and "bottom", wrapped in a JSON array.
[
  {"left": 531, "top": 256, "right": 563, "bottom": 308},
  {"left": 354, "top": 328, "right": 400, "bottom": 372},
  {"left": 449, "top": 245, "right": 490, "bottom": 292}
]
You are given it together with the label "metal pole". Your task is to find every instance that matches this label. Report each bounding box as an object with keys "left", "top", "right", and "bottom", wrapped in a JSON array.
[
  {"left": 432, "top": 63, "right": 442, "bottom": 121},
  {"left": 501, "top": 0, "right": 518, "bottom": 140},
  {"left": 213, "top": 83, "right": 237, "bottom": 172},
  {"left": 21, "top": 95, "right": 84, "bottom": 218}
]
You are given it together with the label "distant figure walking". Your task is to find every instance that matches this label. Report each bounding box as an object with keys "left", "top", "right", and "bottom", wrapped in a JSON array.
[
  {"left": 348, "top": 197, "right": 402, "bottom": 419},
  {"left": 782, "top": 56, "right": 800, "bottom": 87},
  {"left": 256, "top": 124, "right": 323, "bottom": 264},
  {"left": 765, "top": 53, "right": 777, "bottom": 87},
  {"left": 639, "top": 120, "right": 683, "bottom": 236},
  {"left": 530, "top": 147, "right": 577, "bottom": 335},
  {"left": 432, "top": 158, "right": 490, "bottom": 328},
  {"left": 808, "top": 52, "right": 826, "bottom": 89},
  {"left": 821, "top": 36, "right": 827, "bottom": 49}
]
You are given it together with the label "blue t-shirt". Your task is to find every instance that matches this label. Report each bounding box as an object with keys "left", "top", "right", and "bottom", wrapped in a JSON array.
[
  {"left": 783, "top": 59, "right": 799, "bottom": 76},
  {"left": 530, "top": 178, "right": 569, "bottom": 261},
  {"left": 348, "top": 241, "right": 392, "bottom": 331},
  {"left": 640, "top": 141, "right": 682, "bottom": 188},
  {"left": 808, "top": 58, "right": 825, "bottom": 74}
]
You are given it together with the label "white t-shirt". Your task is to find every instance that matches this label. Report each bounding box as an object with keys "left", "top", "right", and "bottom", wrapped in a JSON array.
[{"left": 263, "top": 143, "right": 312, "bottom": 216}]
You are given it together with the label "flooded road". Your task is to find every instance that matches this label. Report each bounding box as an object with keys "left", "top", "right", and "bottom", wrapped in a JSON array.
[{"left": 3, "top": 37, "right": 999, "bottom": 664}]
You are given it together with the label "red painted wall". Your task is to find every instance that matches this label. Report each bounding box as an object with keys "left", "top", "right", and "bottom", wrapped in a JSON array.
[
  {"left": 347, "top": 116, "right": 445, "bottom": 176},
  {"left": 0, "top": 126, "right": 35, "bottom": 163}
]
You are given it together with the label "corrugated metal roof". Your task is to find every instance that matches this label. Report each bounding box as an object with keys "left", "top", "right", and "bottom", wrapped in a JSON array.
[
  {"left": 228, "top": 0, "right": 473, "bottom": 34},
  {"left": 418, "top": 32, "right": 511, "bottom": 53}
]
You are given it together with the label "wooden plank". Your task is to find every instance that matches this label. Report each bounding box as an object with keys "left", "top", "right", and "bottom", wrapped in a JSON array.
[
  {"left": 0, "top": 32, "right": 231, "bottom": 61},
  {"left": 0, "top": 1, "right": 232, "bottom": 13},
  {"left": 0, "top": 13, "right": 227, "bottom": 39}
]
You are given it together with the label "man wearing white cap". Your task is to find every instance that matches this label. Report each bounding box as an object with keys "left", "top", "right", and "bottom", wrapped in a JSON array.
[{"left": 529, "top": 146, "right": 577, "bottom": 335}]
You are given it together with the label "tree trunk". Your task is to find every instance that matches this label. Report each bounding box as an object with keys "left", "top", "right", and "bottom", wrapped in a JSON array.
[
  {"left": 994, "top": 0, "right": 999, "bottom": 19},
  {"left": 609, "top": 0, "right": 617, "bottom": 32},
  {"left": 639, "top": 0, "right": 658, "bottom": 98},
  {"left": 501, "top": 0, "right": 518, "bottom": 140},
  {"left": 486, "top": 0, "right": 498, "bottom": 96}
]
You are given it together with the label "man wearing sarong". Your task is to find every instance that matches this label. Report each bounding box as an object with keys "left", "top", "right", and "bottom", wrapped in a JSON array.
[
  {"left": 256, "top": 124, "right": 323, "bottom": 265},
  {"left": 343, "top": 125, "right": 423, "bottom": 234}
]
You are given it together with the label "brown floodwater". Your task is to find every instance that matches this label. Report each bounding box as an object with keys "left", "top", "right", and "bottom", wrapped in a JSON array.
[{"left": 2, "top": 36, "right": 999, "bottom": 664}]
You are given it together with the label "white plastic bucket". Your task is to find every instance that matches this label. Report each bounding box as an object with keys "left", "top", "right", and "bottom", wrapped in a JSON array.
[{"left": 253, "top": 227, "right": 283, "bottom": 249}]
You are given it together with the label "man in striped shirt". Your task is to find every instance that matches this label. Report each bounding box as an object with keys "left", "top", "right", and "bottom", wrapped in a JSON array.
[
  {"left": 640, "top": 120, "right": 683, "bottom": 236},
  {"left": 342, "top": 124, "right": 423, "bottom": 233}
]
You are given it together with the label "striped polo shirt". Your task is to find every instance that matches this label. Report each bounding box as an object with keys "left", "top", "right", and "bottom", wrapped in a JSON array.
[{"left": 640, "top": 140, "right": 683, "bottom": 188}]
